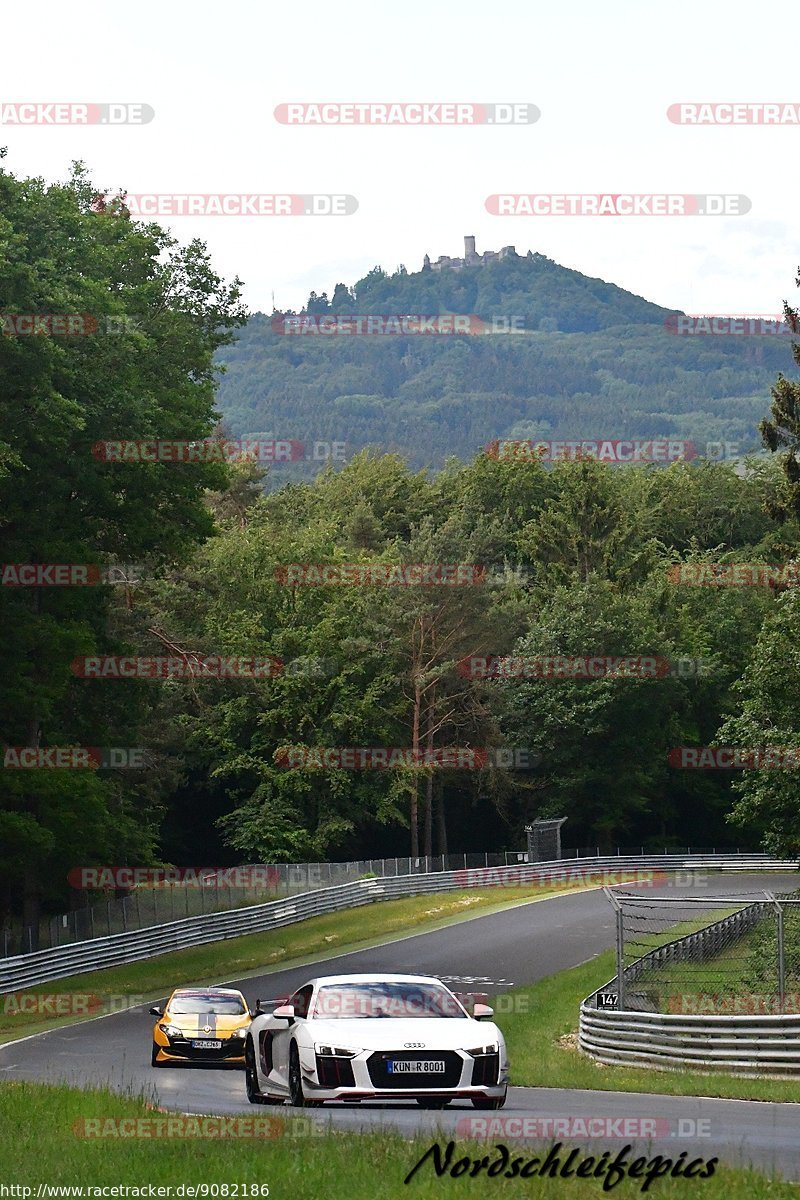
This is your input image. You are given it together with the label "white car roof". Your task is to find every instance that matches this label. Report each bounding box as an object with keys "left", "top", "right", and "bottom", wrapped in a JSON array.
[{"left": 305, "top": 973, "right": 449, "bottom": 987}]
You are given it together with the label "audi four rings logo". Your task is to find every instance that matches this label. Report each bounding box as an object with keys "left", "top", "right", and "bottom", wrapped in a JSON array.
[{"left": 404, "top": 1042, "right": 425, "bottom": 1048}]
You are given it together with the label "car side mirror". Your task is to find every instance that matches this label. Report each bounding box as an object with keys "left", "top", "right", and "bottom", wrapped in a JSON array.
[
  {"left": 473, "top": 1003, "right": 494, "bottom": 1020},
  {"left": 272, "top": 1004, "right": 295, "bottom": 1022},
  {"left": 149, "top": 1006, "right": 163, "bottom": 1017},
  {"left": 249, "top": 998, "right": 264, "bottom": 1019}
]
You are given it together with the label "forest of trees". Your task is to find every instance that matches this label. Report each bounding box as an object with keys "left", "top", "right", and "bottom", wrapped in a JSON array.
[
  {"left": 214, "top": 257, "right": 796, "bottom": 482},
  {"left": 4, "top": 156, "right": 800, "bottom": 935}
]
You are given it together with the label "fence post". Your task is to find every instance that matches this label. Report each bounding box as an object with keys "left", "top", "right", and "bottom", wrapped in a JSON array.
[
  {"left": 764, "top": 892, "right": 784, "bottom": 1014},
  {"left": 604, "top": 887, "right": 625, "bottom": 1011},
  {"left": 777, "top": 900, "right": 786, "bottom": 1015}
]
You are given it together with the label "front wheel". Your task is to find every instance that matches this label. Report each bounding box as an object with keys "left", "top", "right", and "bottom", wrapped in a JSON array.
[
  {"left": 151, "top": 1043, "right": 165, "bottom": 1068},
  {"left": 245, "top": 1041, "right": 266, "bottom": 1104},
  {"left": 288, "top": 1043, "right": 323, "bottom": 1108},
  {"left": 471, "top": 1090, "right": 507, "bottom": 1110}
]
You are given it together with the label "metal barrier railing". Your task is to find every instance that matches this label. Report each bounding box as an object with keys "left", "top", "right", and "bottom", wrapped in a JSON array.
[
  {"left": 1, "top": 854, "right": 796, "bottom": 993},
  {"left": 0, "top": 846, "right": 772, "bottom": 958}
]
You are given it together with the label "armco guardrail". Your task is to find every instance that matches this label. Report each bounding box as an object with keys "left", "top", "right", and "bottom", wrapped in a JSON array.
[
  {"left": 1, "top": 854, "right": 796, "bottom": 995},
  {"left": 579, "top": 893, "right": 800, "bottom": 1075},
  {"left": 579, "top": 1004, "right": 800, "bottom": 1076}
]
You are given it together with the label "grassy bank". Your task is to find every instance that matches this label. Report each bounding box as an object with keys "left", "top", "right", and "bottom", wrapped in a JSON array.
[{"left": 0, "top": 1080, "right": 792, "bottom": 1197}]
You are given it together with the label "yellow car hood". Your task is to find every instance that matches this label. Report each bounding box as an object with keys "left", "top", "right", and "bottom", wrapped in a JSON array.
[{"left": 164, "top": 1013, "right": 249, "bottom": 1035}]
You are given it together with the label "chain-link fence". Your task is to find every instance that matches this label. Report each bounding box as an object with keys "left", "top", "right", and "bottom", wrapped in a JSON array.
[
  {"left": 606, "top": 889, "right": 800, "bottom": 1014},
  {"left": 1, "top": 850, "right": 532, "bottom": 957},
  {"left": 0, "top": 845, "right": 764, "bottom": 957}
]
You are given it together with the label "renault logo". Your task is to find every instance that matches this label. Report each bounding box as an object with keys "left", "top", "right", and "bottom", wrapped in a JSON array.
[{"left": 203, "top": 1025, "right": 212, "bottom": 1033}]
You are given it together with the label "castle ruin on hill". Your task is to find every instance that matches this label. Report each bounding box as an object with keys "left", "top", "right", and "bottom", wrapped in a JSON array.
[{"left": 423, "top": 235, "right": 517, "bottom": 272}]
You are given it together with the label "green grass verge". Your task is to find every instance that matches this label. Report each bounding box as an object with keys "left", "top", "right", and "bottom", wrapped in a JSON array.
[
  {"left": 0, "top": 881, "right": 596, "bottom": 1043},
  {"left": 0, "top": 1080, "right": 791, "bottom": 1197},
  {"left": 502, "top": 951, "right": 800, "bottom": 1101}
]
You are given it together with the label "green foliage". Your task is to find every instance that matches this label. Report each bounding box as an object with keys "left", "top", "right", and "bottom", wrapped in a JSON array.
[
  {"left": 0, "top": 158, "right": 245, "bottom": 924},
  {"left": 216, "top": 255, "right": 796, "bottom": 477}
]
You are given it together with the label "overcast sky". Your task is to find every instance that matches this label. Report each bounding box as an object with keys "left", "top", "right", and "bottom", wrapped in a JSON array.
[{"left": 3, "top": 0, "right": 797, "bottom": 316}]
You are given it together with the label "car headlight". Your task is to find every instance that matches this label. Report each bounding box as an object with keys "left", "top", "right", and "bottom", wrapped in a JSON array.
[
  {"left": 315, "top": 1044, "right": 359, "bottom": 1058},
  {"left": 467, "top": 1044, "right": 498, "bottom": 1056},
  {"left": 158, "top": 1023, "right": 183, "bottom": 1038}
]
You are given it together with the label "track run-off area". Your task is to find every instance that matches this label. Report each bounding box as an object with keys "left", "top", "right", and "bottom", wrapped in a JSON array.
[{"left": 1, "top": 873, "right": 799, "bottom": 1178}]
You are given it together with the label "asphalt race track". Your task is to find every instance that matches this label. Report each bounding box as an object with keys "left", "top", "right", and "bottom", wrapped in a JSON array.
[{"left": 2, "top": 874, "right": 799, "bottom": 1178}]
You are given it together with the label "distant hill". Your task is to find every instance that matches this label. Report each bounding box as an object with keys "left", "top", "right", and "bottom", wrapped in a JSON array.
[{"left": 214, "top": 252, "right": 796, "bottom": 480}]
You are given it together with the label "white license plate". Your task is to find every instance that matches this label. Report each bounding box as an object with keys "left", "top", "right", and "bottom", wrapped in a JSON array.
[
  {"left": 191, "top": 1039, "right": 222, "bottom": 1050},
  {"left": 388, "top": 1060, "right": 445, "bottom": 1074}
]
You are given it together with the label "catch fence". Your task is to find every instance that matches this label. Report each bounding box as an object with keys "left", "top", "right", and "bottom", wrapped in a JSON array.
[{"left": 605, "top": 889, "right": 800, "bottom": 1014}]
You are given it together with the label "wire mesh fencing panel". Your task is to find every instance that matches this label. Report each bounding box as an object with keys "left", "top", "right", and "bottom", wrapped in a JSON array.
[
  {"left": 609, "top": 891, "right": 800, "bottom": 1014},
  {"left": 1, "top": 849, "right": 531, "bottom": 956}
]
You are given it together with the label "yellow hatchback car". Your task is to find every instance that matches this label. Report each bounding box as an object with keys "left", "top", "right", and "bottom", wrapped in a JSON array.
[{"left": 150, "top": 987, "right": 251, "bottom": 1067}]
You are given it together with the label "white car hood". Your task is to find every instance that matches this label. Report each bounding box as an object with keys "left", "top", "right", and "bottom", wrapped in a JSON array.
[{"left": 306, "top": 1016, "right": 500, "bottom": 1051}]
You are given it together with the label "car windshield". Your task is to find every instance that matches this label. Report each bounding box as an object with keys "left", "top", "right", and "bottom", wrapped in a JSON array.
[
  {"left": 169, "top": 994, "right": 246, "bottom": 1015},
  {"left": 313, "top": 982, "right": 467, "bottom": 1019}
]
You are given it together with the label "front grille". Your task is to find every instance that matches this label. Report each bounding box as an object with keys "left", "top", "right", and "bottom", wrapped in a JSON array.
[
  {"left": 470, "top": 1052, "right": 499, "bottom": 1087},
  {"left": 315, "top": 1054, "right": 356, "bottom": 1088},
  {"left": 166, "top": 1038, "right": 244, "bottom": 1059},
  {"left": 367, "top": 1050, "right": 462, "bottom": 1089}
]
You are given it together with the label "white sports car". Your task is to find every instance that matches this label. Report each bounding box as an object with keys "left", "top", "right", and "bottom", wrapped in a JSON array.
[{"left": 244, "top": 972, "right": 509, "bottom": 1108}]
